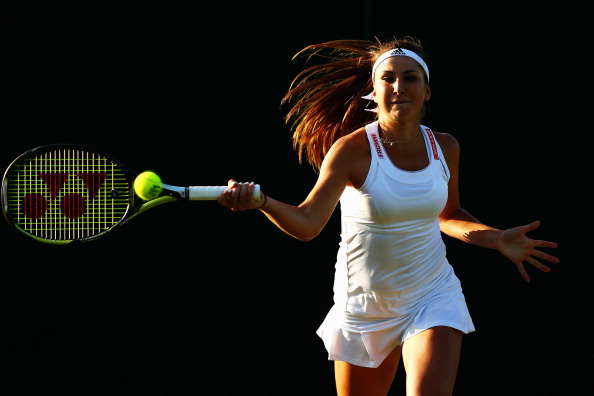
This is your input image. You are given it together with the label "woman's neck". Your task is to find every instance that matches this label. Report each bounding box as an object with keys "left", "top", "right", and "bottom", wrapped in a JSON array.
[{"left": 377, "top": 118, "right": 421, "bottom": 142}]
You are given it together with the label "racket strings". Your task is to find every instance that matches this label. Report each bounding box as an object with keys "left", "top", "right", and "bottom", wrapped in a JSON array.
[{"left": 6, "top": 147, "right": 130, "bottom": 242}]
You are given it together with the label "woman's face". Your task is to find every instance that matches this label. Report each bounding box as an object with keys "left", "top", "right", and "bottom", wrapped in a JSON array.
[{"left": 372, "top": 56, "right": 430, "bottom": 122}]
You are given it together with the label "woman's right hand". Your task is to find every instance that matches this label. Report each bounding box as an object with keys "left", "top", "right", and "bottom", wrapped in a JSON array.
[{"left": 218, "top": 179, "right": 264, "bottom": 212}]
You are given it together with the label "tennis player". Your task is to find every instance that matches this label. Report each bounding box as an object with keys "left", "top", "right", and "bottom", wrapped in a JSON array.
[{"left": 219, "top": 36, "right": 559, "bottom": 396}]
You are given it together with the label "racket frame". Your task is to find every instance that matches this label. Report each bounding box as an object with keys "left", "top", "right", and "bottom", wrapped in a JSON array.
[{"left": 2, "top": 144, "right": 257, "bottom": 245}]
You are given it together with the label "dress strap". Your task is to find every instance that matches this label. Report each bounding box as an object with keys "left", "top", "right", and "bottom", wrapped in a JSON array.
[
  {"left": 365, "top": 121, "right": 385, "bottom": 160},
  {"left": 420, "top": 125, "right": 450, "bottom": 180}
]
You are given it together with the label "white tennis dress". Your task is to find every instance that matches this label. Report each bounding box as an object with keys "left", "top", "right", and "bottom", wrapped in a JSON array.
[{"left": 316, "top": 121, "right": 475, "bottom": 368}]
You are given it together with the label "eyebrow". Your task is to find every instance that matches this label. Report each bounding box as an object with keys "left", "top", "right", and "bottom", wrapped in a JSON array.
[{"left": 380, "top": 69, "right": 421, "bottom": 75}]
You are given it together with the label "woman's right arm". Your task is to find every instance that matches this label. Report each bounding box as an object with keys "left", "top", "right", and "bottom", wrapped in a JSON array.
[{"left": 218, "top": 134, "right": 359, "bottom": 241}]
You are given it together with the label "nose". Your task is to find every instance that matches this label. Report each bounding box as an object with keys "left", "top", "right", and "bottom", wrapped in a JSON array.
[{"left": 393, "top": 79, "right": 404, "bottom": 95}]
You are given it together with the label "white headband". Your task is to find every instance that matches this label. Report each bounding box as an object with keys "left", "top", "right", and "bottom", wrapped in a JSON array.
[
  {"left": 371, "top": 48, "right": 429, "bottom": 82},
  {"left": 362, "top": 48, "right": 430, "bottom": 108}
]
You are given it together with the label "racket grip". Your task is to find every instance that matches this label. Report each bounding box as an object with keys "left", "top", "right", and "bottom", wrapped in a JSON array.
[{"left": 187, "top": 184, "right": 261, "bottom": 201}]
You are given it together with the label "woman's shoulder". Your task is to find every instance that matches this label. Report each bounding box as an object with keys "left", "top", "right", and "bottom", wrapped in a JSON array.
[
  {"left": 430, "top": 130, "right": 461, "bottom": 167},
  {"left": 324, "top": 127, "right": 370, "bottom": 171},
  {"left": 333, "top": 126, "right": 369, "bottom": 153},
  {"left": 329, "top": 127, "right": 371, "bottom": 188},
  {"left": 432, "top": 130, "right": 460, "bottom": 154}
]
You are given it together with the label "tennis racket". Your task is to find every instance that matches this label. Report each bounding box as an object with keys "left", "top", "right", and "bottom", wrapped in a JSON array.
[{"left": 1, "top": 144, "right": 260, "bottom": 245}]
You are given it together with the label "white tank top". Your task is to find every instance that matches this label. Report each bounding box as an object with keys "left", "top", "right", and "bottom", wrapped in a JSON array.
[{"left": 334, "top": 121, "right": 454, "bottom": 317}]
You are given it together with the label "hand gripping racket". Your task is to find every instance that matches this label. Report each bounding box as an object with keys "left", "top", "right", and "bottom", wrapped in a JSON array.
[{"left": 1, "top": 144, "right": 260, "bottom": 245}]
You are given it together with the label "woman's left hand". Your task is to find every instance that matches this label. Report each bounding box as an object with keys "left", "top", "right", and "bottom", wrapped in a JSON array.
[{"left": 496, "top": 220, "right": 559, "bottom": 282}]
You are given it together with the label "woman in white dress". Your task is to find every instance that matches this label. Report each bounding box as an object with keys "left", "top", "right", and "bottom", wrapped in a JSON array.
[{"left": 218, "top": 36, "right": 559, "bottom": 396}]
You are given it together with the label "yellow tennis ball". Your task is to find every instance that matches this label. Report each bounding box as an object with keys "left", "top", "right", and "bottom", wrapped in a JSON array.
[{"left": 133, "top": 171, "right": 163, "bottom": 201}]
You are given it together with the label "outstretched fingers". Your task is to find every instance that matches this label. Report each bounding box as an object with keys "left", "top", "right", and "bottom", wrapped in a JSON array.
[
  {"left": 532, "top": 241, "right": 559, "bottom": 263},
  {"left": 526, "top": 256, "right": 551, "bottom": 272},
  {"left": 516, "top": 262, "right": 530, "bottom": 282},
  {"left": 508, "top": 221, "right": 559, "bottom": 282},
  {"left": 521, "top": 220, "right": 542, "bottom": 234}
]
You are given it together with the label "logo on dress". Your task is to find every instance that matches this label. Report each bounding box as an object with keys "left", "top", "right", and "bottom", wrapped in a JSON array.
[
  {"left": 425, "top": 128, "right": 439, "bottom": 160},
  {"left": 371, "top": 133, "right": 384, "bottom": 158}
]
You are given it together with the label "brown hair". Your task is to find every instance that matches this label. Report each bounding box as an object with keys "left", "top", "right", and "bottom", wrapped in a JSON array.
[{"left": 281, "top": 36, "right": 428, "bottom": 171}]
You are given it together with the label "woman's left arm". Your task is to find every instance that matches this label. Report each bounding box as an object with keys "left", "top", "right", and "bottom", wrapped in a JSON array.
[{"left": 436, "top": 133, "right": 559, "bottom": 282}]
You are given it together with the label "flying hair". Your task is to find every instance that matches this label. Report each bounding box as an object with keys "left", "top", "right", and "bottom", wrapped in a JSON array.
[{"left": 281, "top": 36, "right": 428, "bottom": 171}]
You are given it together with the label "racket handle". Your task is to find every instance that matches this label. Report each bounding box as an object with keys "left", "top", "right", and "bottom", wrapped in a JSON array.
[{"left": 187, "top": 184, "right": 261, "bottom": 201}]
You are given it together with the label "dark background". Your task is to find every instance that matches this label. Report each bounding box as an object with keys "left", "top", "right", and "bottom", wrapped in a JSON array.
[{"left": 1, "top": 1, "right": 590, "bottom": 395}]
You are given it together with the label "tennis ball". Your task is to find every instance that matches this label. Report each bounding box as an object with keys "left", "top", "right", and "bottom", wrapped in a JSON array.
[{"left": 133, "top": 171, "right": 163, "bottom": 201}]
